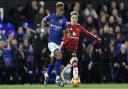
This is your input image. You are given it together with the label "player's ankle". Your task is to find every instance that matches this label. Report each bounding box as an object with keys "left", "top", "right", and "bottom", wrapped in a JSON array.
[
  {"left": 44, "top": 73, "right": 49, "bottom": 78},
  {"left": 73, "top": 75, "right": 78, "bottom": 79},
  {"left": 56, "top": 76, "right": 60, "bottom": 80}
]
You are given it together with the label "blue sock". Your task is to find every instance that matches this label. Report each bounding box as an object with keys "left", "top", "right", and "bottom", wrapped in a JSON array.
[
  {"left": 48, "top": 64, "right": 54, "bottom": 76},
  {"left": 55, "top": 59, "right": 61, "bottom": 76}
]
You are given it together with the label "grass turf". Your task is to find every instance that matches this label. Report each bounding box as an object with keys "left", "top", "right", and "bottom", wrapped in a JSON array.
[{"left": 0, "top": 84, "right": 128, "bottom": 89}]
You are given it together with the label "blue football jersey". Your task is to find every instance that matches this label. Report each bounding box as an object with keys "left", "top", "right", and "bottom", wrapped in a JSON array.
[{"left": 45, "top": 13, "right": 67, "bottom": 45}]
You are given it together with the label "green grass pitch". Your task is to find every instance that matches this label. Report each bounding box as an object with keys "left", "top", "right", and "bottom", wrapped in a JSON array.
[{"left": 0, "top": 84, "right": 128, "bottom": 89}]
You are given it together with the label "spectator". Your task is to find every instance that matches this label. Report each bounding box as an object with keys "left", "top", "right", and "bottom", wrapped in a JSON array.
[
  {"left": 64, "top": 3, "right": 72, "bottom": 20},
  {"left": 100, "top": 25, "right": 112, "bottom": 82},
  {"left": 99, "top": 13, "right": 107, "bottom": 29},
  {"left": 23, "top": 40, "right": 34, "bottom": 84},
  {"left": 23, "top": 0, "right": 38, "bottom": 22},
  {"left": 109, "top": 16, "right": 115, "bottom": 28},
  {"left": 34, "top": 7, "right": 45, "bottom": 27},
  {"left": 16, "top": 26, "right": 24, "bottom": 44},
  {"left": 101, "top": 4, "right": 108, "bottom": 14},
  {"left": 24, "top": 28, "right": 32, "bottom": 44},
  {"left": 2, "top": 34, "right": 15, "bottom": 83},
  {"left": 10, "top": 4, "right": 25, "bottom": 28},
  {"left": 14, "top": 44, "right": 27, "bottom": 83},
  {"left": 85, "top": 16, "right": 95, "bottom": 29},
  {"left": 118, "top": 2, "right": 127, "bottom": 24},
  {"left": 112, "top": 44, "right": 128, "bottom": 82},
  {"left": 32, "top": 24, "right": 48, "bottom": 83},
  {"left": 45, "top": 8, "right": 50, "bottom": 16},
  {"left": 72, "top": 2, "right": 83, "bottom": 23},
  {"left": 108, "top": 1, "right": 117, "bottom": 15},
  {"left": 39, "top": 1, "right": 45, "bottom": 8},
  {"left": 83, "top": 3, "right": 98, "bottom": 19}
]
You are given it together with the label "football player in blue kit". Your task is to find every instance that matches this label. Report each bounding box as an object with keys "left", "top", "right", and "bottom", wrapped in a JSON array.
[{"left": 41, "top": 2, "right": 69, "bottom": 87}]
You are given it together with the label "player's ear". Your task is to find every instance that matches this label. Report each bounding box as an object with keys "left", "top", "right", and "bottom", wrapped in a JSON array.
[{"left": 56, "top": 7, "right": 58, "bottom": 12}]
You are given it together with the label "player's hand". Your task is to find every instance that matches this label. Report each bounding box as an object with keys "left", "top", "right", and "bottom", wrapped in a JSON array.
[
  {"left": 66, "top": 27, "right": 70, "bottom": 38},
  {"left": 46, "top": 22, "right": 51, "bottom": 26}
]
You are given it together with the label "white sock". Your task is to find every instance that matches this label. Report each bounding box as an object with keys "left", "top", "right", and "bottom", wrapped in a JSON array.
[
  {"left": 73, "top": 66, "right": 78, "bottom": 79},
  {"left": 56, "top": 76, "right": 60, "bottom": 80},
  {"left": 44, "top": 72, "right": 49, "bottom": 78}
]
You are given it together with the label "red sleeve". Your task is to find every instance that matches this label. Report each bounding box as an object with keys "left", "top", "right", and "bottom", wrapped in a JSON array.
[{"left": 80, "top": 26, "right": 98, "bottom": 40}]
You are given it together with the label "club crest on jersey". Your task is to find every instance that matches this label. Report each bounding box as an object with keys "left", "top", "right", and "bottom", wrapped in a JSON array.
[
  {"left": 76, "top": 28, "right": 80, "bottom": 32},
  {"left": 70, "top": 28, "right": 73, "bottom": 30}
]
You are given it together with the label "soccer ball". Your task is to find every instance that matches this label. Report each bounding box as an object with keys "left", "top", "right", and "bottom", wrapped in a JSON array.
[{"left": 71, "top": 78, "right": 80, "bottom": 87}]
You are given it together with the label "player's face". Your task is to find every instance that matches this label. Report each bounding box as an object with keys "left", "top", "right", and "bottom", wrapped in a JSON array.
[
  {"left": 71, "top": 15, "right": 78, "bottom": 24},
  {"left": 56, "top": 6, "right": 64, "bottom": 17}
]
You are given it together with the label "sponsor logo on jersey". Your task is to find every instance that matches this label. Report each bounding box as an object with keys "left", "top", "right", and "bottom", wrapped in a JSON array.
[
  {"left": 50, "top": 24, "right": 62, "bottom": 31},
  {"left": 73, "top": 32, "right": 76, "bottom": 36},
  {"left": 70, "top": 36, "right": 79, "bottom": 39}
]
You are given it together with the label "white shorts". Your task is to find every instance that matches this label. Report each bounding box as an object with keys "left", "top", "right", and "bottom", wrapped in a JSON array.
[{"left": 48, "top": 42, "right": 61, "bottom": 57}]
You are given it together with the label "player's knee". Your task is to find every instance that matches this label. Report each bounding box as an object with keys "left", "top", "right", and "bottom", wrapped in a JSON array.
[
  {"left": 50, "top": 57, "right": 55, "bottom": 64},
  {"left": 54, "top": 50, "right": 62, "bottom": 59},
  {"left": 61, "top": 65, "right": 65, "bottom": 70},
  {"left": 70, "top": 57, "right": 78, "bottom": 65}
]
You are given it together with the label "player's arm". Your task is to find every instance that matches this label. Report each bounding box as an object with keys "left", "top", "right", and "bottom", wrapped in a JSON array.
[
  {"left": 63, "top": 20, "right": 70, "bottom": 38},
  {"left": 41, "top": 18, "right": 46, "bottom": 28},
  {"left": 81, "top": 26, "right": 101, "bottom": 42},
  {"left": 65, "top": 27, "right": 70, "bottom": 38},
  {"left": 41, "top": 14, "right": 51, "bottom": 28}
]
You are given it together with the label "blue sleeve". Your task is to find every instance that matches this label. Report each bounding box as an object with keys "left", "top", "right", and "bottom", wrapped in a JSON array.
[
  {"left": 63, "top": 18, "right": 68, "bottom": 29},
  {"left": 45, "top": 14, "right": 51, "bottom": 22}
]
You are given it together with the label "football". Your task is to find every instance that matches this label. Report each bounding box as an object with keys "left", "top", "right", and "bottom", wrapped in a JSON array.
[{"left": 71, "top": 78, "right": 80, "bottom": 87}]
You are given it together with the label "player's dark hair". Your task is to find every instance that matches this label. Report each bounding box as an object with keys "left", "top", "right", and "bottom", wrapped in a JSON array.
[{"left": 56, "top": 2, "right": 64, "bottom": 7}]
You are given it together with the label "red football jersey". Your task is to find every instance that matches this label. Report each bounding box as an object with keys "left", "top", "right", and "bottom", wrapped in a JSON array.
[{"left": 62, "top": 22, "right": 98, "bottom": 53}]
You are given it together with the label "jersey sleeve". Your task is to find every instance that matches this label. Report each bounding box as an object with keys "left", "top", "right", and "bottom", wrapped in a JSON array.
[
  {"left": 63, "top": 18, "right": 68, "bottom": 30},
  {"left": 81, "top": 26, "right": 98, "bottom": 40},
  {"left": 44, "top": 14, "right": 51, "bottom": 23}
]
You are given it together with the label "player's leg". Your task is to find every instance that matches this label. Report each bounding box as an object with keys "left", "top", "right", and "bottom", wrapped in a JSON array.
[
  {"left": 54, "top": 49, "right": 62, "bottom": 84},
  {"left": 61, "top": 49, "right": 72, "bottom": 82},
  {"left": 47, "top": 42, "right": 63, "bottom": 86},
  {"left": 44, "top": 57, "right": 55, "bottom": 84},
  {"left": 70, "top": 57, "right": 80, "bottom": 81},
  {"left": 44, "top": 42, "right": 57, "bottom": 85},
  {"left": 44, "top": 57, "right": 55, "bottom": 86},
  {"left": 47, "top": 57, "right": 55, "bottom": 77}
]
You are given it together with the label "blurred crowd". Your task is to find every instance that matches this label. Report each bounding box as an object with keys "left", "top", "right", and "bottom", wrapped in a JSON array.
[{"left": 0, "top": 0, "right": 128, "bottom": 84}]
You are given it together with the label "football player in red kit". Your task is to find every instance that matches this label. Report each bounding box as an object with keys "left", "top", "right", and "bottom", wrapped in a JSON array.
[{"left": 61, "top": 11, "right": 101, "bottom": 82}]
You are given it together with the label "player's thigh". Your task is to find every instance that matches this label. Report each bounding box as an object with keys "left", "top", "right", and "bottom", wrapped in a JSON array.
[
  {"left": 48, "top": 42, "right": 60, "bottom": 57},
  {"left": 61, "top": 50, "right": 72, "bottom": 66}
]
